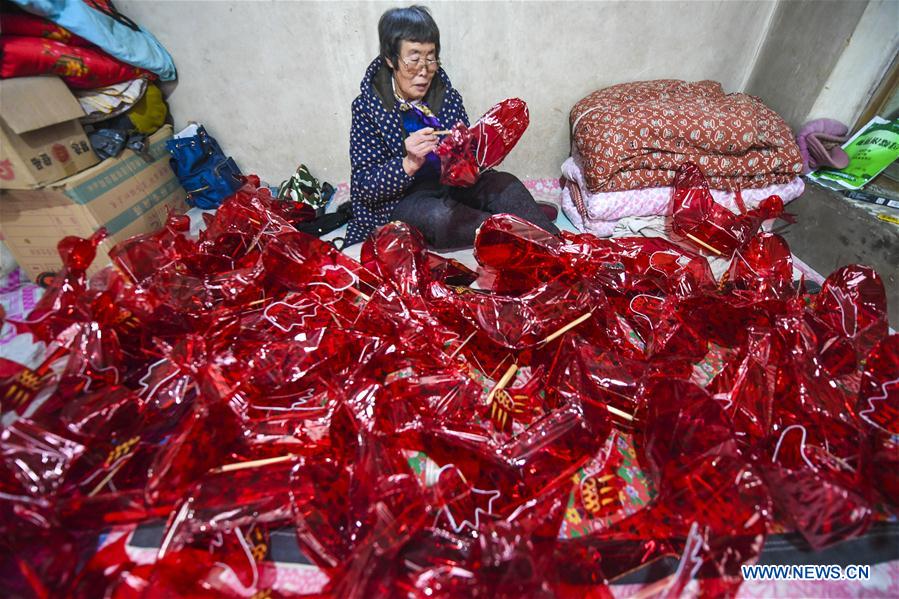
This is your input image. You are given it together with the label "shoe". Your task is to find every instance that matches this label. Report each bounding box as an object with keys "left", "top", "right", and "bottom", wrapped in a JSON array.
[{"left": 536, "top": 201, "right": 559, "bottom": 222}]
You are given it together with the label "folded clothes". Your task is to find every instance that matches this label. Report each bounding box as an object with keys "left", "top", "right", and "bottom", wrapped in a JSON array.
[
  {"left": 560, "top": 154, "right": 804, "bottom": 237},
  {"left": 74, "top": 78, "right": 148, "bottom": 122},
  {"left": 570, "top": 80, "right": 804, "bottom": 192}
]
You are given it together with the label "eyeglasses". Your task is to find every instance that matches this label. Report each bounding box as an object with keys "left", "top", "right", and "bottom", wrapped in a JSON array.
[{"left": 400, "top": 55, "right": 440, "bottom": 72}]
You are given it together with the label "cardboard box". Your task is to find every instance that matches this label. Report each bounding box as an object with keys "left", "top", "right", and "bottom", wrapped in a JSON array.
[
  {"left": 0, "top": 124, "right": 186, "bottom": 280},
  {"left": 1, "top": 76, "right": 100, "bottom": 189}
]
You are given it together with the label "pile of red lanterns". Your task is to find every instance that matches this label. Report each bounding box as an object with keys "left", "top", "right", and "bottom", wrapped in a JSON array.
[{"left": 0, "top": 165, "right": 895, "bottom": 598}]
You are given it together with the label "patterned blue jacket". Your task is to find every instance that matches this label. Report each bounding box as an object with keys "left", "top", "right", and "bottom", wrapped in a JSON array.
[{"left": 346, "top": 57, "right": 470, "bottom": 246}]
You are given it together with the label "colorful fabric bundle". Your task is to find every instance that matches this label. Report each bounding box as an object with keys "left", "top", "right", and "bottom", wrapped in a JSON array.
[
  {"left": 0, "top": 35, "right": 152, "bottom": 88},
  {"left": 570, "top": 79, "right": 804, "bottom": 192},
  {"left": 0, "top": 12, "right": 93, "bottom": 46},
  {"left": 8, "top": 0, "right": 177, "bottom": 81}
]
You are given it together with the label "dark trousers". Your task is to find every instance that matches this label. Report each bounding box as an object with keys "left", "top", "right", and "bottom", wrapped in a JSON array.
[{"left": 390, "top": 170, "right": 561, "bottom": 250}]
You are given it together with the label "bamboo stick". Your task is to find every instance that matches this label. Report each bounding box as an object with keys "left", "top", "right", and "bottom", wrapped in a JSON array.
[
  {"left": 212, "top": 454, "right": 296, "bottom": 474},
  {"left": 606, "top": 404, "right": 635, "bottom": 422},
  {"left": 685, "top": 233, "right": 722, "bottom": 256},
  {"left": 346, "top": 286, "right": 371, "bottom": 302},
  {"left": 87, "top": 461, "right": 127, "bottom": 497},
  {"left": 449, "top": 330, "right": 477, "bottom": 359},
  {"left": 487, "top": 353, "right": 511, "bottom": 379},
  {"left": 486, "top": 363, "right": 518, "bottom": 405},
  {"left": 540, "top": 312, "right": 593, "bottom": 345}
]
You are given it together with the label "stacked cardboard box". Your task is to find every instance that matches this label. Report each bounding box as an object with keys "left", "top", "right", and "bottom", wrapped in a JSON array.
[
  {"left": 1, "top": 77, "right": 186, "bottom": 280},
  {"left": 1, "top": 76, "right": 100, "bottom": 189}
]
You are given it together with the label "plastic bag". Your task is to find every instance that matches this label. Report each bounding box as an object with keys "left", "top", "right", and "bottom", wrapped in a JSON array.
[{"left": 437, "top": 98, "right": 530, "bottom": 187}]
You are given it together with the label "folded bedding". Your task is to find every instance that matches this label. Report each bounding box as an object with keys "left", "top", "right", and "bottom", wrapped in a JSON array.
[
  {"left": 561, "top": 154, "right": 805, "bottom": 237},
  {"left": 570, "top": 79, "right": 804, "bottom": 192}
]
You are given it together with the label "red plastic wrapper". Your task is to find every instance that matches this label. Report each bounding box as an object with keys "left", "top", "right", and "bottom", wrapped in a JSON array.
[
  {"left": 2, "top": 170, "right": 896, "bottom": 597},
  {"left": 857, "top": 334, "right": 899, "bottom": 511},
  {"left": 470, "top": 98, "right": 530, "bottom": 170},
  {"left": 16, "top": 229, "right": 107, "bottom": 343},
  {"left": 671, "top": 162, "right": 790, "bottom": 257},
  {"left": 474, "top": 213, "right": 717, "bottom": 299},
  {"left": 437, "top": 98, "right": 530, "bottom": 187},
  {"left": 109, "top": 212, "right": 194, "bottom": 287},
  {"left": 725, "top": 232, "right": 794, "bottom": 299},
  {"left": 0, "top": 228, "right": 115, "bottom": 419},
  {"left": 552, "top": 378, "right": 771, "bottom": 589},
  {"left": 813, "top": 264, "right": 889, "bottom": 364},
  {"left": 0, "top": 521, "right": 100, "bottom": 599},
  {"left": 857, "top": 334, "right": 899, "bottom": 436},
  {"left": 436, "top": 122, "right": 479, "bottom": 187}
]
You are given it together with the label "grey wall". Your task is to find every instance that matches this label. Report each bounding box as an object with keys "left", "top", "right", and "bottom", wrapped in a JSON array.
[
  {"left": 743, "top": 0, "right": 870, "bottom": 129},
  {"left": 119, "top": 0, "right": 780, "bottom": 184},
  {"left": 806, "top": 0, "right": 899, "bottom": 128}
]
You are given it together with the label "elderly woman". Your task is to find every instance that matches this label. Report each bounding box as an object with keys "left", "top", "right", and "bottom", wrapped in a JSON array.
[{"left": 345, "top": 5, "right": 560, "bottom": 248}]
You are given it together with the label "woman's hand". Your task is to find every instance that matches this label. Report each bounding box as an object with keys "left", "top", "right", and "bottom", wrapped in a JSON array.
[{"left": 402, "top": 128, "right": 438, "bottom": 175}]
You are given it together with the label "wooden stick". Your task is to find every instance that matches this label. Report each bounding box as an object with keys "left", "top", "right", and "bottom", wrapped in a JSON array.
[
  {"left": 449, "top": 330, "right": 477, "bottom": 359},
  {"left": 345, "top": 286, "right": 371, "bottom": 302},
  {"left": 631, "top": 575, "right": 674, "bottom": 599},
  {"left": 432, "top": 129, "right": 452, "bottom": 135},
  {"left": 606, "top": 404, "right": 635, "bottom": 422},
  {"left": 685, "top": 233, "right": 722, "bottom": 256},
  {"left": 486, "top": 363, "right": 518, "bottom": 405},
  {"left": 212, "top": 454, "right": 296, "bottom": 474},
  {"left": 487, "top": 353, "right": 511, "bottom": 380},
  {"left": 540, "top": 312, "right": 593, "bottom": 345},
  {"left": 468, "top": 352, "right": 488, "bottom": 380},
  {"left": 88, "top": 460, "right": 127, "bottom": 497}
]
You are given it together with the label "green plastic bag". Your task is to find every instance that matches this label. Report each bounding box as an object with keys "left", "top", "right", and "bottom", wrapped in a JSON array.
[{"left": 810, "top": 116, "right": 899, "bottom": 190}]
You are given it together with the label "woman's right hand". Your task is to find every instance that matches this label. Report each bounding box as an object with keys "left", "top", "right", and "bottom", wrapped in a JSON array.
[{"left": 402, "top": 128, "right": 438, "bottom": 175}]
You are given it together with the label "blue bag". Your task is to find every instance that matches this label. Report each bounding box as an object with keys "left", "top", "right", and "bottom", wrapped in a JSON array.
[{"left": 165, "top": 125, "right": 242, "bottom": 209}]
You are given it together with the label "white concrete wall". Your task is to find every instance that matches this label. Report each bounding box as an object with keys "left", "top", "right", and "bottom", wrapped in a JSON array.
[
  {"left": 119, "top": 0, "right": 779, "bottom": 185},
  {"left": 742, "top": 0, "right": 871, "bottom": 130},
  {"left": 806, "top": 0, "right": 899, "bottom": 128}
]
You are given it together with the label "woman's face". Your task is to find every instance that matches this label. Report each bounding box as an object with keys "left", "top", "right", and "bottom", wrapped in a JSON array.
[{"left": 388, "top": 40, "right": 438, "bottom": 101}]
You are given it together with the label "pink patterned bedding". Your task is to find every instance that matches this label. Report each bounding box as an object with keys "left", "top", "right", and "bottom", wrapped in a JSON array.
[{"left": 560, "top": 155, "right": 805, "bottom": 237}]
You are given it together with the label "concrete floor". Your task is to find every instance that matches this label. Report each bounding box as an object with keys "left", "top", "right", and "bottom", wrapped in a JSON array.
[{"left": 781, "top": 182, "right": 899, "bottom": 324}]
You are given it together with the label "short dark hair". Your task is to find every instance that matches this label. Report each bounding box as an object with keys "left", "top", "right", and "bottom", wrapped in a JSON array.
[{"left": 378, "top": 5, "right": 440, "bottom": 69}]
